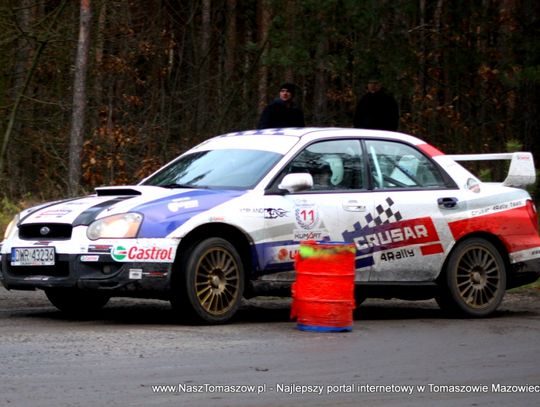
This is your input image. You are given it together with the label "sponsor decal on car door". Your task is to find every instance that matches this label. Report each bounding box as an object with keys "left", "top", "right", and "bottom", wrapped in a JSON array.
[
  {"left": 260, "top": 194, "right": 342, "bottom": 271},
  {"left": 360, "top": 191, "right": 451, "bottom": 282}
]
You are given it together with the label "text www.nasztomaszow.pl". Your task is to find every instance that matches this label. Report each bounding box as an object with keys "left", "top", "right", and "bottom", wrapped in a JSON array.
[{"left": 151, "top": 383, "right": 540, "bottom": 395}]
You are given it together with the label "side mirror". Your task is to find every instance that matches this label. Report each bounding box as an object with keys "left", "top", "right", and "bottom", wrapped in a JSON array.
[{"left": 278, "top": 173, "right": 313, "bottom": 193}]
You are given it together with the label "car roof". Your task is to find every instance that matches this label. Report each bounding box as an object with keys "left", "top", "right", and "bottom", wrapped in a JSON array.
[{"left": 190, "top": 127, "right": 428, "bottom": 155}]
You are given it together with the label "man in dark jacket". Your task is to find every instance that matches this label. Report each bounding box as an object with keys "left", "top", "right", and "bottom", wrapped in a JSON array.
[
  {"left": 353, "top": 79, "right": 399, "bottom": 131},
  {"left": 257, "top": 83, "right": 305, "bottom": 129}
]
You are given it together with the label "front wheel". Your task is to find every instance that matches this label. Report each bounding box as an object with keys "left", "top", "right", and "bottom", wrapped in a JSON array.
[
  {"left": 171, "top": 237, "right": 244, "bottom": 324},
  {"left": 436, "top": 238, "right": 506, "bottom": 317}
]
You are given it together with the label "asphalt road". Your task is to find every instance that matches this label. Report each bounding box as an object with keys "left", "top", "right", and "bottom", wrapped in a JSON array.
[{"left": 0, "top": 288, "right": 539, "bottom": 407}]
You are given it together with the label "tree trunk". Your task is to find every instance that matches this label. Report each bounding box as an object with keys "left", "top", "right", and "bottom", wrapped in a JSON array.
[
  {"left": 93, "top": 1, "right": 106, "bottom": 108},
  {"left": 68, "top": 0, "right": 92, "bottom": 195},
  {"left": 225, "top": 0, "right": 237, "bottom": 80},
  {"left": 313, "top": 11, "right": 328, "bottom": 125},
  {"left": 257, "top": 0, "right": 271, "bottom": 114},
  {"left": 196, "top": 0, "right": 211, "bottom": 134}
]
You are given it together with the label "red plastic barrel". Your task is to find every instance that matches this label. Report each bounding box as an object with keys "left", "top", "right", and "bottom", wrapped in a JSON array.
[{"left": 290, "top": 241, "right": 356, "bottom": 332}]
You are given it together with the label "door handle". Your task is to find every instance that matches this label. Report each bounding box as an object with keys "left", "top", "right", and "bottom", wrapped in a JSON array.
[
  {"left": 343, "top": 200, "right": 367, "bottom": 212},
  {"left": 438, "top": 197, "right": 458, "bottom": 209}
]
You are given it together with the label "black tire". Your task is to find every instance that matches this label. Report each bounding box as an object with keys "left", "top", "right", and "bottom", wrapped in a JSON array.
[
  {"left": 436, "top": 238, "right": 506, "bottom": 317},
  {"left": 45, "top": 288, "right": 110, "bottom": 315},
  {"left": 354, "top": 286, "right": 367, "bottom": 308},
  {"left": 171, "top": 237, "right": 244, "bottom": 324}
]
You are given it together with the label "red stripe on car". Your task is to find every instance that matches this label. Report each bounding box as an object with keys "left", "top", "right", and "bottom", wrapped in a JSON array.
[
  {"left": 448, "top": 206, "right": 540, "bottom": 253},
  {"left": 420, "top": 243, "right": 444, "bottom": 255}
]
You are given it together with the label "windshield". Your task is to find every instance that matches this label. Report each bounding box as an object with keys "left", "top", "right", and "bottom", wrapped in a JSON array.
[{"left": 142, "top": 149, "right": 282, "bottom": 189}]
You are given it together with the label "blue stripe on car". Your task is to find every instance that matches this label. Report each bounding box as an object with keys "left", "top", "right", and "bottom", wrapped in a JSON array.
[
  {"left": 252, "top": 240, "right": 373, "bottom": 276},
  {"left": 134, "top": 189, "right": 246, "bottom": 238}
]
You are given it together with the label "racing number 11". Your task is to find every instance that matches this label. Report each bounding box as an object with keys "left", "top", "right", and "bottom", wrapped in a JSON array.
[{"left": 299, "top": 209, "right": 315, "bottom": 223}]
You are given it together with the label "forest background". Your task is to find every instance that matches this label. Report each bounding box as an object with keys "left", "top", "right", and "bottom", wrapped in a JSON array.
[{"left": 0, "top": 0, "right": 539, "bottom": 229}]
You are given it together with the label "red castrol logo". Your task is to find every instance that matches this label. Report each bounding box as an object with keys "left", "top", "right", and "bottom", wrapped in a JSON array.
[{"left": 111, "top": 245, "right": 174, "bottom": 262}]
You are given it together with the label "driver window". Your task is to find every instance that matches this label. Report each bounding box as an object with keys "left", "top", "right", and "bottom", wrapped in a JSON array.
[
  {"left": 276, "top": 139, "right": 364, "bottom": 191},
  {"left": 365, "top": 140, "right": 446, "bottom": 189}
]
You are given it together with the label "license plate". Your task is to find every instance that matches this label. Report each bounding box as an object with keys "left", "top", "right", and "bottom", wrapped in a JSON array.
[{"left": 11, "top": 247, "right": 55, "bottom": 266}]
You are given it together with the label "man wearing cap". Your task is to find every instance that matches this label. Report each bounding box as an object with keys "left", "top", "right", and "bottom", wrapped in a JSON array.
[
  {"left": 353, "top": 78, "right": 399, "bottom": 131},
  {"left": 257, "top": 83, "right": 305, "bottom": 129}
]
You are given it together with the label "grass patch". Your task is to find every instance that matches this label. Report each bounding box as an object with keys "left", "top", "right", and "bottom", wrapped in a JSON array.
[
  {"left": 0, "top": 197, "right": 22, "bottom": 236},
  {"left": 509, "top": 277, "right": 540, "bottom": 293},
  {"left": 0, "top": 195, "right": 43, "bottom": 237}
]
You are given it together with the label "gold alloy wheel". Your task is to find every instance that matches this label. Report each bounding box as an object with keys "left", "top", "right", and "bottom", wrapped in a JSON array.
[
  {"left": 194, "top": 246, "right": 241, "bottom": 316},
  {"left": 455, "top": 244, "right": 502, "bottom": 309}
]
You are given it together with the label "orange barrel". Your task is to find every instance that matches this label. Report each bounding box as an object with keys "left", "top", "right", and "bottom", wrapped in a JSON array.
[{"left": 290, "top": 240, "right": 356, "bottom": 332}]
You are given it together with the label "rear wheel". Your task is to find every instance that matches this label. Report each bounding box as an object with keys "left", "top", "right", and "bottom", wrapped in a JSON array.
[
  {"left": 171, "top": 237, "right": 244, "bottom": 324},
  {"left": 436, "top": 238, "right": 506, "bottom": 317},
  {"left": 45, "top": 288, "right": 110, "bottom": 315}
]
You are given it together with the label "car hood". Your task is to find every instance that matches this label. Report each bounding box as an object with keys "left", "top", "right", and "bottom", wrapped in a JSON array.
[{"left": 19, "top": 186, "right": 247, "bottom": 238}]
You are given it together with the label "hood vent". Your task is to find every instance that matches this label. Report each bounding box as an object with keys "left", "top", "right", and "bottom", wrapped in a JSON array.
[{"left": 95, "top": 187, "right": 142, "bottom": 196}]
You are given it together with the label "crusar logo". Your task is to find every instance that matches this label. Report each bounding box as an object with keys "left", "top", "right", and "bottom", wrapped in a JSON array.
[
  {"left": 111, "top": 245, "right": 174, "bottom": 262},
  {"left": 354, "top": 219, "right": 439, "bottom": 253}
]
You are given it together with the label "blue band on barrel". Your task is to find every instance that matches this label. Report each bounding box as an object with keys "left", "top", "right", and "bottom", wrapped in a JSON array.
[{"left": 296, "top": 324, "right": 352, "bottom": 332}]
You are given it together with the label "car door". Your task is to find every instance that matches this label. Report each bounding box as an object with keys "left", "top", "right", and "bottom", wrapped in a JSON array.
[
  {"left": 361, "top": 138, "right": 457, "bottom": 282},
  {"left": 261, "top": 138, "right": 373, "bottom": 282}
]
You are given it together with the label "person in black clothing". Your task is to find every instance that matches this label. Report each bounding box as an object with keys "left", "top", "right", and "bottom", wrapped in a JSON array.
[
  {"left": 257, "top": 83, "right": 305, "bottom": 129},
  {"left": 353, "top": 79, "right": 399, "bottom": 131}
]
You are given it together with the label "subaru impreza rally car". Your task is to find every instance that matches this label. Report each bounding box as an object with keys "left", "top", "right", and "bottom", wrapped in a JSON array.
[{"left": 1, "top": 128, "right": 539, "bottom": 323}]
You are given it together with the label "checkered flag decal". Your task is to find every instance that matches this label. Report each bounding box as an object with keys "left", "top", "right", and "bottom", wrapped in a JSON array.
[
  {"left": 364, "top": 197, "right": 402, "bottom": 226},
  {"left": 342, "top": 197, "right": 403, "bottom": 243}
]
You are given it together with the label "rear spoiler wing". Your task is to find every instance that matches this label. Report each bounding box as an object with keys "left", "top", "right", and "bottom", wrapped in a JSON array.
[{"left": 447, "top": 152, "right": 536, "bottom": 187}]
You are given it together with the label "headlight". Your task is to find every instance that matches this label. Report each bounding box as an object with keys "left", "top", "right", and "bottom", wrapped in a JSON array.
[
  {"left": 3, "top": 214, "right": 20, "bottom": 240},
  {"left": 87, "top": 213, "right": 143, "bottom": 240}
]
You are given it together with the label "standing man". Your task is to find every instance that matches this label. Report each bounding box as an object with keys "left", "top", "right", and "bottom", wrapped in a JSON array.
[
  {"left": 353, "top": 78, "right": 399, "bottom": 131},
  {"left": 257, "top": 83, "right": 305, "bottom": 129}
]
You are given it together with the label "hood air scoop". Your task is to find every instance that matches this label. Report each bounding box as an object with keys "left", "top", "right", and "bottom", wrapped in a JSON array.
[{"left": 95, "top": 187, "right": 142, "bottom": 196}]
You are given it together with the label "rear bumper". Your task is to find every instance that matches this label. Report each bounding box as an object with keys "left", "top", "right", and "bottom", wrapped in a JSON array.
[{"left": 509, "top": 257, "right": 540, "bottom": 289}]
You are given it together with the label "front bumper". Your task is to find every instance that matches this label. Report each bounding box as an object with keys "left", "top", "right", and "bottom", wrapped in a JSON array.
[{"left": 0, "top": 251, "right": 173, "bottom": 295}]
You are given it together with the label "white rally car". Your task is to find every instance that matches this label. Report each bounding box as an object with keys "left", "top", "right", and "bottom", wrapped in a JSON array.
[{"left": 1, "top": 128, "right": 539, "bottom": 323}]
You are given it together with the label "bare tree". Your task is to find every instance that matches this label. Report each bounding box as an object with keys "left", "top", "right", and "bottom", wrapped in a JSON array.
[
  {"left": 224, "top": 0, "right": 237, "bottom": 80},
  {"left": 0, "top": 1, "right": 538, "bottom": 202},
  {"left": 0, "top": 1, "right": 67, "bottom": 179},
  {"left": 196, "top": 0, "right": 211, "bottom": 134},
  {"left": 257, "top": 0, "right": 271, "bottom": 114},
  {"left": 68, "top": 0, "right": 92, "bottom": 195}
]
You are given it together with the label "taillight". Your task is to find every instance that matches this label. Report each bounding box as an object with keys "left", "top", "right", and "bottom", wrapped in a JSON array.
[{"left": 526, "top": 199, "right": 538, "bottom": 233}]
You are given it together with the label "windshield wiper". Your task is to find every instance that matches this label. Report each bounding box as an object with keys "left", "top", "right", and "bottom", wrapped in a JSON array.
[{"left": 158, "top": 183, "right": 198, "bottom": 189}]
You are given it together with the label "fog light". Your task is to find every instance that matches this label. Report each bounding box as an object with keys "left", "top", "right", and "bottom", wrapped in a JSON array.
[{"left": 102, "top": 265, "right": 115, "bottom": 274}]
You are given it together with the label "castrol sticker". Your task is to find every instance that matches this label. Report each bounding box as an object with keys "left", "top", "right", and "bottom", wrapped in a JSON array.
[{"left": 111, "top": 241, "right": 177, "bottom": 263}]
